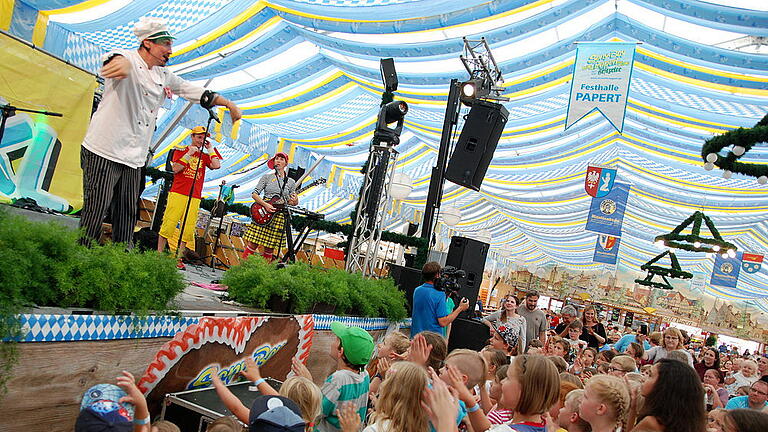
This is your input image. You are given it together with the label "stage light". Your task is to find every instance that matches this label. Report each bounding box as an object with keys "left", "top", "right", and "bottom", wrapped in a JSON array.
[
  {"left": 459, "top": 78, "right": 489, "bottom": 106},
  {"left": 727, "top": 249, "right": 736, "bottom": 258},
  {"left": 382, "top": 100, "right": 408, "bottom": 124}
]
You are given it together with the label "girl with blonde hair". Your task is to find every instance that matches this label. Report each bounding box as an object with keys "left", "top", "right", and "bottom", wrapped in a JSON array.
[
  {"left": 645, "top": 327, "right": 693, "bottom": 366},
  {"left": 452, "top": 354, "right": 560, "bottom": 432},
  {"left": 363, "top": 361, "right": 429, "bottom": 432},
  {"left": 579, "top": 375, "right": 630, "bottom": 432}
]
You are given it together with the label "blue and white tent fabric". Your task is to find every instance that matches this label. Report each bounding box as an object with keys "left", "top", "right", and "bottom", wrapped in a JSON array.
[{"left": 4, "top": 0, "right": 768, "bottom": 317}]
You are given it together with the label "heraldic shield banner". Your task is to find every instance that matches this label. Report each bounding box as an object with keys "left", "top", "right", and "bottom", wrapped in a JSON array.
[{"left": 585, "top": 165, "right": 617, "bottom": 198}]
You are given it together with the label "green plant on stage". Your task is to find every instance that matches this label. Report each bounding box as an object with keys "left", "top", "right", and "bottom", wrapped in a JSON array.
[
  {"left": 0, "top": 208, "right": 186, "bottom": 394},
  {"left": 222, "top": 257, "right": 407, "bottom": 321}
]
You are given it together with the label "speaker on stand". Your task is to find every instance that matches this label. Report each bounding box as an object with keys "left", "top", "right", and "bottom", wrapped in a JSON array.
[{"left": 444, "top": 100, "right": 508, "bottom": 191}]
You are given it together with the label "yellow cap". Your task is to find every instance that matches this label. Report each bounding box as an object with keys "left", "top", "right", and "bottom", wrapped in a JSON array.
[{"left": 190, "top": 126, "right": 208, "bottom": 135}]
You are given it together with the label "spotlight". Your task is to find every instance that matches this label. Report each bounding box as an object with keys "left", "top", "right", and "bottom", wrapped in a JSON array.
[
  {"left": 727, "top": 249, "right": 736, "bottom": 258},
  {"left": 373, "top": 100, "right": 409, "bottom": 146},
  {"left": 459, "top": 78, "right": 490, "bottom": 106},
  {"left": 655, "top": 240, "right": 666, "bottom": 248},
  {"left": 713, "top": 245, "right": 721, "bottom": 252},
  {"left": 693, "top": 241, "right": 701, "bottom": 248},
  {"left": 382, "top": 100, "right": 408, "bottom": 124}
]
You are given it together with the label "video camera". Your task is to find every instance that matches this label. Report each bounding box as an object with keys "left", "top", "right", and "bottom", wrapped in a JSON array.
[{"left": 434, "top": 266, "right": 466, "bottom": 294}]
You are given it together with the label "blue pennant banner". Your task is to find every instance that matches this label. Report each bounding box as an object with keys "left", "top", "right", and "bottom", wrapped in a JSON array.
[
  {"left": 585, "top": 182, "right": 631, "bottom": 237},
  {"left": 710, "top": 252, "right": 742, "bottom": 288},
  {"left": 566, "top": 42, "right": 637, "bottom": 133},
  {"left": 593, "top": 235, "right": 620, "bottom": 265}
]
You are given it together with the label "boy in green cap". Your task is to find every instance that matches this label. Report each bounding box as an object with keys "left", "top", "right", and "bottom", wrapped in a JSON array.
[{"left": 315, "top": 321, "right": 374, "bottom": 432}]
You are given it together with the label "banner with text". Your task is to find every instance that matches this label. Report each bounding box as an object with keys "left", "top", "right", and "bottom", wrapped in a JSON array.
[
  {"left": 710, "top": 252, "right": 742, "bottom": 288},
  {"left": 593, "top": 235, "right": 620, "bottom": 265},
  {"left": 566, "top": 42, "right": 636, "bottom": 133},
  {"left": 0, "top": 33, "right": 96, "bottom": 212},
  {"left": 585, "top": 182, "right": 631, "bottom": 237}
]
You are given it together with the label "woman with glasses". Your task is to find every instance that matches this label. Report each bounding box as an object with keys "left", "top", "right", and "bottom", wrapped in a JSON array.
[
  {"left": 645, "top": 327, "right": 693, "bottom": 367},
  {"left": 483, "top": 295, "right": 527, "bottom": 355}
]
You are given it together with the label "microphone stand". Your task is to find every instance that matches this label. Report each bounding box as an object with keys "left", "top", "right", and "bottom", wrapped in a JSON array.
[
  {"left": 175, "top": 108, "right": 218, "bottom": 261},
  {"left": 0, "top": 104, "right": 62, "bottom": 150}
]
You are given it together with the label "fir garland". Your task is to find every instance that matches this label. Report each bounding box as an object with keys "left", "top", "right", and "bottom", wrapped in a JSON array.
[
  {"left": 634, "top": 250, "right": 691, "bottom": 290},
  {"left": 197, "top": 198, "right": 429, "bottom": 268},
  {"left": 654, "top": 211, "right": 736, "bottom": 254},
  {"left": 701, "top": 113, "right": 768, "bottom": 179}
]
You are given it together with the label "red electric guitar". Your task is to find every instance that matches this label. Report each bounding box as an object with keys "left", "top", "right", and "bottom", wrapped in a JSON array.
[{"left": 250, "top": 178, "right": 326, "bottom": 225}]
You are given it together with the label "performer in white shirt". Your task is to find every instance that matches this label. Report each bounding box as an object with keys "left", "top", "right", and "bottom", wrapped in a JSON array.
[{"left": 79, "top": 17, "right": 242, "bottom": 246}]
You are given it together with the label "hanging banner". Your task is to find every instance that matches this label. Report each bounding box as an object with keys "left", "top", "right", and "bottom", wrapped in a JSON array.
[
  {"left": 0, "top": 33, "right": 96, "bottom": 212},
  {"left": 710, "top": 252, "right": 742, "bottom": 288},
  {"left": 565, "top": 42, "right": 637, "bottom": 133},
  {"left": 593, "top": 235, "right": 620, "bottom": 264},
  {"left": 585, "top": 165, "right": 617, "bottom": 197},
  {"left": 689, "top": 271, "right": 707, "bottom": 292},
  {"left": 741, "top": 253, "right": 763, "bottom": 274},
  {"left": 585, "top": 182, "right": 631, "bottom": 237}
]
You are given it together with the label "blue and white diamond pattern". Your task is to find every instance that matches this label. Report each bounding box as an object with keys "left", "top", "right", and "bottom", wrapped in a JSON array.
[
  {"left": 75, "top": 0, "right": 234, "bottom": 51},
  {"left": 10, "top": 313, "right": 408, "bottom": 342},
  {"left": 314, "top": 314, "right": 410, "bottom": 331}
]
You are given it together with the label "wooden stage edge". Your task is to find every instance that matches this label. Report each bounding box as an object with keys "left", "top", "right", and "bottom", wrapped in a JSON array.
[{"left": 0, "top": 316, "right": 396, "bottom": 432}]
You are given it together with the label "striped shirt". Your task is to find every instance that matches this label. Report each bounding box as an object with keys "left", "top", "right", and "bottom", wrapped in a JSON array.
[
  {"left": 488, "top": 408, "right": 514, "bottom": 424},
  {"left": 317, "top": 369, "right": 370, "bottom": 432}
]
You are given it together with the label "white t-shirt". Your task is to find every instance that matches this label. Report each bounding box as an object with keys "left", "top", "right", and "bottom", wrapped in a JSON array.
[{"left": 83, "top": 49, "right": 205, "bottom": 168}]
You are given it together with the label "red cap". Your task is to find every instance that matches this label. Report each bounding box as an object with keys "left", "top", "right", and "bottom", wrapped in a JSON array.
[{"left": 267, "top": 152, "right": 289, "bottom": 169}]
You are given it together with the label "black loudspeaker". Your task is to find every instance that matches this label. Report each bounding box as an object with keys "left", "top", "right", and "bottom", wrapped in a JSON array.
[
  {"left": 403, "top": 253, "right": 416, "bottom": 268},
  {"left": 380, "top": 58, "right": 398, "bottom": 92},
  {"left": 445, "top": 236, "right": 489, "bottom": 314},
  {"left": 388, "top": 264, "right": 422, "bottom": 315},
  {"left": 445, "top": 100, "right": 509, "bottom": 191},
  {"left": 448, "top": 318, "right": 490, "bottom": 352},
  {"left": 407, "top": 222, "right": 420, "bottom": 237}
]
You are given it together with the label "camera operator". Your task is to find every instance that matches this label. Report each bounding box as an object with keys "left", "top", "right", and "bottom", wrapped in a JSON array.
[{"left": 411, "top": 261, "right": 469, "bottom": 337}]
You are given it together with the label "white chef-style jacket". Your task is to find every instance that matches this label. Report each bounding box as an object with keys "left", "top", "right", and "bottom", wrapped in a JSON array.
[{"left": 82, "top": 48, "right": 205, "bottom": 168}]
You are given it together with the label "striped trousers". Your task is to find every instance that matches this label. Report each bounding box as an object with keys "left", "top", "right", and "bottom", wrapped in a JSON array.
[{"left": 79, "top": 147, "right": 142, "bottom": 246}]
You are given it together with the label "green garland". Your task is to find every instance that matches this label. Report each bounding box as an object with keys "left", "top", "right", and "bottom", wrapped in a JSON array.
[
  {"left": 654, "top": 211, "right": 736, "bottom": 254},
  {"left": 701, "top": 113, "right": 768, "bottom": 179},
  {"left": 198, "top": 199, "right": 429, "bottom": 268},
  {"left": 634, "top": 250, "right": 691, "bottom": 290}
]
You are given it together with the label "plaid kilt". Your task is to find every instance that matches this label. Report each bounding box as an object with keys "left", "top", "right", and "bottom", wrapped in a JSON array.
[{"left": 244, "top": 211, "right": 286, "bottom": 249}]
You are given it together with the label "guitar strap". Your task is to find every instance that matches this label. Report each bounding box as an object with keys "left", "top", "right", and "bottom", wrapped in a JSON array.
[{"left": 275, "top": 170, "right": 290, "bottom": 202}]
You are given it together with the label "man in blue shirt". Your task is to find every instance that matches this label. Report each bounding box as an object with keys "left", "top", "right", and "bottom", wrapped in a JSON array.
[
  {"left": 411, "top": 261, "right": 469, "bottom": 337},
  {"left": 725, "top": 379, "right": 768, "bottom": 411},
  {"left": 613, "top": 325, "right": 651, "bottom": 353}
]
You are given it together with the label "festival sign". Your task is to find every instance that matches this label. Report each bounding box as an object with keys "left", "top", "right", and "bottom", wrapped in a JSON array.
[
  {"left": 710, "top": 252, "right": 742, "bottom": 288},
  {"left": 0, "top": 33, "right": 96, "bottom": 211},
  {"left": 741, "top": 253, "right": 763, "bottom": 274},
  {"left": 138, "top": 315, "right": 314, "bottom": 412},
  {"left": 566, "top": 42, "right": 637, "bottom": 133},
  {"left": 593, "top": 235, "right": 620, "bottom": 265},
  {"left": 585, "top": 182, "right": 631, "bottom": 237}
]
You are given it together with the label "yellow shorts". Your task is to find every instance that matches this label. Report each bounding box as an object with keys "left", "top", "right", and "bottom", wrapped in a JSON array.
[{"left": 159, "top": 192, "right": 201, "bottom": 245}]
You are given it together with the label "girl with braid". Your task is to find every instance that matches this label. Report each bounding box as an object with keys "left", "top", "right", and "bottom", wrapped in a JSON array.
[
  {"left": 633, "top": 358, "right": 706, "bottom": 432},
  {"left": 579, "top": 375, "right": 630, "bottom": 432}
]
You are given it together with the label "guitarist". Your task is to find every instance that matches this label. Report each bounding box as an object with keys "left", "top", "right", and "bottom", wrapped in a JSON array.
[
  {"left": 242, "top": 152, "right": 297, "bottom": 262},
  {"left": 156, "top": 126, "right": 222, "bottom": 269}
]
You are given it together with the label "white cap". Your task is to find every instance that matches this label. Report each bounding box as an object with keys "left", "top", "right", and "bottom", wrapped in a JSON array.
[{"left": 133, "top": 17, "right": 175, "bottom": 42}]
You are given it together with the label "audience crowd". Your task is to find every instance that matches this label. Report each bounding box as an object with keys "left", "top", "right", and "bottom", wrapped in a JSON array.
[{"left": 74, "top": 274, "right": 768, "bottom": 432}]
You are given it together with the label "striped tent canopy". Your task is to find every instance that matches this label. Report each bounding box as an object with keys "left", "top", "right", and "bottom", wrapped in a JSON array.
[{"left": 6, "top": 0, "right": 768, "bottom": 322}]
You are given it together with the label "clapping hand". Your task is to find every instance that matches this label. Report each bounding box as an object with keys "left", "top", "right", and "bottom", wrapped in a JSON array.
[
  {"left": 337, "top": 402, "right": 361, "bottom": 432},
  {"left": 422, "top": 368, "right": 459, "bottom": 432},
  {"left": 241, "top": 357, "right": 261, "bottom": 382},
  {"left": 408, "top": 334, "right": 433, "bottom": 367}
]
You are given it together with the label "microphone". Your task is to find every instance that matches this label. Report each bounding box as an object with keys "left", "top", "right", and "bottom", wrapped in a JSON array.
[{"left": 206, "top": 107, "right": 221, "bottom": 123}]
